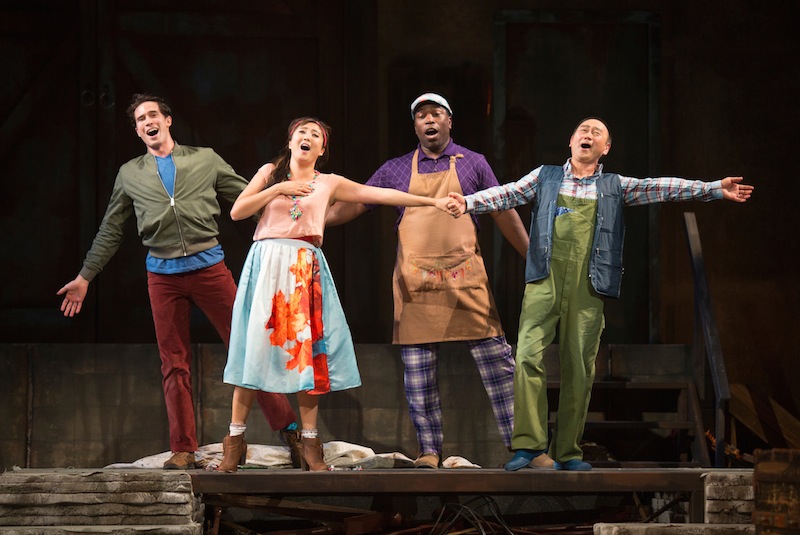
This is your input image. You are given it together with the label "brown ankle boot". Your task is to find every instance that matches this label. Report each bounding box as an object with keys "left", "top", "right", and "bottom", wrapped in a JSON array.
[
  {"left": 279, "top": 427, "right": 303, "bottom": 469},
  {"left": 217, "top": 434, "right": 247, "bottom": 472},
  {"left": 300, "top": 437, "right": 328, "bottom": 471}
]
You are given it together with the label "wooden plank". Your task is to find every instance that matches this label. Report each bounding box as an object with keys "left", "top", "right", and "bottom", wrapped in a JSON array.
[
  {"left": 189, "top": 468, "right": 707, "bottom": 496},
  {"left": 548, "top": 380, "right": 690, "bottom": 389},
  {"left": 0, "top": 479, "right": 193, "bottom": 494},
  {"left": 342, "top": 513, "right": 386, "bottom": 535},
  {"left": 0, "top": 470, "right": 193, "bottom": 484},
  {"left": 0, "top": 470, "right": 197, "bottom": 528},
  {"left": 204, "top": 496, "right": 389, "bottom": 535},
  {"left": 580, "top": 420, "right": 696, "bottom": 430},
  {"left": 203, "top": 494, "right": 376, "bottom": 522},
  {"left": 608, "top": 344, "right": 693, "bottom": 380},
  {"left": 0, "top": 528, "right": 200, "bottom": 534},
  {"left": 591, "top": 461, "right": 701, "bottom": 468},
  {"left": 0, "top": 491, "right": 191, "bottom": 505},
  {"left": 0, "top": 502, "right": 193, "bottom": 518},
  {"left": 0, "top": 514, "right": 194, "bottom": 527},
  {"left": 730, "top": 383, "right": 800, "bottom": 449}
]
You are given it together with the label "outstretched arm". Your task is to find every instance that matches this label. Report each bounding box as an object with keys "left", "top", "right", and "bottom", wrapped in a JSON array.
[
  {"left": 719, "top": 176, "right": 754, "bottom": 202},
  {"left": 230, "top": 164, "right": 314, "bottom": 220},
  {"left": 325, "top": 201, "right": 369, "bottom": 227},
  {"left": 57, "top": 274, "right": 90, "bottom": 317},
  {"left": 333, "top": 177, "right": 451, "bottom": 214}
]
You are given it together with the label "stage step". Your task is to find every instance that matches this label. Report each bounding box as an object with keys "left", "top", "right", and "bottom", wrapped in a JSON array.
[
  {"left": 547, "top": 380, "right": 693, "bottom": 389},
  {"left": 0, "top": 469, "right": 201, "bottom": 534},
  {"left": 542, "top": 344, "right": 709, "bottom": 465},
  {"left": 581, "top": 420, "right": 696, "bottom": 430},
  {"left": 593, "top": 523, "right": 754, "bottom": 534}
]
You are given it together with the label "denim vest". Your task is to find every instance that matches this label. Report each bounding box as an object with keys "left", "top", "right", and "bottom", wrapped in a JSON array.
[{"left": 524, "top": 165, "right": 625, "bottom": 298}]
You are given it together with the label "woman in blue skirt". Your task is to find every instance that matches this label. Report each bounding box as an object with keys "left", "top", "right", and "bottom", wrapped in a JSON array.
[{"left": 218, "top": 117, "right": 452, "bottom": 471}]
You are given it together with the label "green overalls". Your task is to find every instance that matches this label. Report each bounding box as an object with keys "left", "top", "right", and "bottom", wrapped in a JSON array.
[{"left": 512, "top": 194, "right": 605, "bottom": 462}]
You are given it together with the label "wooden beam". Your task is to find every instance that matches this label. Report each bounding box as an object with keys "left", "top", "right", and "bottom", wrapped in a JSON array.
[{"left": 730, "top": 383, "right": 800, "bottom": 449}]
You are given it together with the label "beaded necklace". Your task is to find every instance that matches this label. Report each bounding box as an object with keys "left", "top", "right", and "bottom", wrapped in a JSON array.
[{"left": 288, "top": 170, "right": 320, "bottom": 221}]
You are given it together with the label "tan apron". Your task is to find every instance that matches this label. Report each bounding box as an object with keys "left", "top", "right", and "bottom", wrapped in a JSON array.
[{"left": 392, "top": 150, "right": 504, "bottom": 344}]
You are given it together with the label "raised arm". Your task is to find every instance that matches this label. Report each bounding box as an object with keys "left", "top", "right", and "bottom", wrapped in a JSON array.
[{"left": 230, "top": 164, "right": 314, "bottom": 221}]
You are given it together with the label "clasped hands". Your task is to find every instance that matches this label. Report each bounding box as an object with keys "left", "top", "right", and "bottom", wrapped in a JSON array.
[{"left": 434, "top": 192, "right": 467, "bottom": 218}]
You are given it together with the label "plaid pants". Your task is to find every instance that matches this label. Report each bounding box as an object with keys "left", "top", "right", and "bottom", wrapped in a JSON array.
[{"left": 401, "top": 336, "right": 515, "bottom": 455}]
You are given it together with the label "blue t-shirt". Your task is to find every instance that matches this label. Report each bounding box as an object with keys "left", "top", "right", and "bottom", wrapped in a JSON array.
[
  {"left": 155, "top": 154, "right": 176, "bottom": 197},
  {"left": 146, "top": 245, "right": 225, "bottom": 274}
]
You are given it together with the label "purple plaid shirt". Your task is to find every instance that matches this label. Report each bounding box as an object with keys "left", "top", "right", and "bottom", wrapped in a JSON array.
[
  {"left": 465, "top": 159, "right": 723, "bottom": 213},
  {"left": 366, "top": 140, "right": 501, "bottom": 227}
]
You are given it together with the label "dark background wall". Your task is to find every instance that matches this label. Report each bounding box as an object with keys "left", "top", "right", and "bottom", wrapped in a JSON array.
[{"left": 1, "top": 0, "right": 797, "bottom": 467}]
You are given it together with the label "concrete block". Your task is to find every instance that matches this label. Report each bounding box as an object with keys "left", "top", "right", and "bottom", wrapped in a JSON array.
[
  {"left": 705, "top": 485, "right": 755, "bottom": 501},
  {"left": 705, "top": 500, "right": 754, "bottom": 514},
  {"left": 706, "top": 512, "right": 753, "bottom": 524},
  {"left": 0, "top": 470, "right": 200, "bottom": 532},
  {"left": 703, "top": 470, "right": 753, "bottom": 487}
]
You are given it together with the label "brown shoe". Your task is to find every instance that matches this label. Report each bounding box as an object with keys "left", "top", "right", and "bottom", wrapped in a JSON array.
[
  {"left": 217, "top": 434, "right": 247, "bottom": 472},
  {"left": 279, "top": 427, "right": 303, "bottom": 469},
  {"left": 414, "top": 452, "right": 440, "bottom": 469},
  {"left": 300, "top": 437, "right": 328, "bottom": 471},
  {"left": 164, "top": 451, "right": 196, "bottom": 470}
]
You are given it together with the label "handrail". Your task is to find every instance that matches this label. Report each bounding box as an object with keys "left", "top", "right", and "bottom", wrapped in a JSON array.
[{"left": 683, "top": 212, "right": 731, "bottom": 467}]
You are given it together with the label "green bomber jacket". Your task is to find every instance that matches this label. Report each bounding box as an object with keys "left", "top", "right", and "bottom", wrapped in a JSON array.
[{"left": 79, "top": 143, "right": 248, "bottom": 281}]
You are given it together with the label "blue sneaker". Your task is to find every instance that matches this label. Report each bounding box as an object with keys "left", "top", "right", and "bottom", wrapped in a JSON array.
[
  {"left": 504, "top": 449, "right": 546, "bottom": 471},
  {"left": 553, "top": 459, "right": 592, "bottom": 471}
]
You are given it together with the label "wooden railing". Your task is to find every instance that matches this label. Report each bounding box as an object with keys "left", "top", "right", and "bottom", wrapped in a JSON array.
[{"left": 683, "top": 212, "right": 731, "bottom": 467}]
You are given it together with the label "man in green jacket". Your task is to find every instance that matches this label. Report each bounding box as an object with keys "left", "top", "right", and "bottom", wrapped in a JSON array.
[{"left": 58, "top": 93, "right": 300, "bottom": 470}]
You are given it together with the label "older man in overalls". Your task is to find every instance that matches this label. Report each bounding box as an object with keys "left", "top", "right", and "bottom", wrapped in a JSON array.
[{"left": 448, "top": 117, "right": 754, "bottom": 471}]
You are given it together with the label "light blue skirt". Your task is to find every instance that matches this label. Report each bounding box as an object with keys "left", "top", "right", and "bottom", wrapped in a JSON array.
[{"left": 224, "top": 238, "right": 361, "bottom": 394}]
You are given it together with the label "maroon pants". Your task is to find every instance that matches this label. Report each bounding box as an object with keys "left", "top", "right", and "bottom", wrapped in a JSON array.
[{"left": 147, "top": 261, "right": 297, "bottom": 452}]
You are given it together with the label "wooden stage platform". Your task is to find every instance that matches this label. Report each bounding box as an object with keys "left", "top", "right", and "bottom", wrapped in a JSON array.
[
  {"left": 2, "top": 466, "right": 754, "bottom": 533},
  {"left": 192, "top": 466, "right": 709, "bottom": 525},
  {"left": 192, "top": 466, "right": 706, "bottom": 505}
]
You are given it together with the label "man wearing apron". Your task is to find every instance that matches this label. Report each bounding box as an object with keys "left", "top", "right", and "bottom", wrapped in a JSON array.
[
  {"left": 327, "top": 93, "right": 533, "bottom": 469},
  {"left": 449, "top": 118, "right": 753, "bottom": 470}
]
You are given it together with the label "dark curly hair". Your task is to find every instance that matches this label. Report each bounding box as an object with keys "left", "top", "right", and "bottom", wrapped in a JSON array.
[{"left": 126, "top": 93, "right": 172, "bottom": 127}]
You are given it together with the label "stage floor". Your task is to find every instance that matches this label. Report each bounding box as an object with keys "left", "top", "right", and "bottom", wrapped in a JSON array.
[
  {"left": 2, "top": 466, "right": 757, "bottom": 533},
  {"left": 190, "top": 466, "right": 708, "bottom": 498},
  {"left": 192, "top": 465, "right": 710, "bottom": 526}
]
